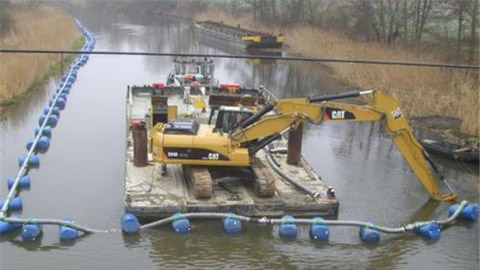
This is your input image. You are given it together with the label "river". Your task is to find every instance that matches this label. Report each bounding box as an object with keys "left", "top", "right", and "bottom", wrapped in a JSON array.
[{"left": 0, "top": 3, "right": 478, "bottom": 270}]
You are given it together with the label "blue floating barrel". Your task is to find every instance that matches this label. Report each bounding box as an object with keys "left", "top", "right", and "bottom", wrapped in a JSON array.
[
  {"left": 21, "top": 220, "right": 42, "bottom": 242},
  {"left": 171, "top": 213, "right": 191, "bottom": 234},
  {"left": 26, "top": 139, "right": 34, "bottom": 151},
  {"left": 222, "top": 214, "right": 242, "bottom": 234},
  {"left": 18, "top": 155, "right": 40, "bottom": 168},
  {"left": 59, "top": 218, "right": 79, "bottom": 241},
  {"left": 37, "top": 136, "right": 51, "bottom": 153},
  {"left": 7, "top": 176, "right": 31, "bottom": 190},
  {"left": 279, "top": 215, "right": 297, "bottom": 238},
  {"left": 309, "top": 217, "right": 329, "bottom": 241},
  {"left": 0, "top": 197, "right": 23, "bottom": 210},
  {"left": 43, "top": 106, "right": 60, "bottom": 116},
  {"left": 121, "top": 213, "right": 140, "bottom": 234},
  {"left": 449, "top": 203, "right": 478, "bottom": 221},
  {"left": 414, "top": 222, "right": 441, "bottom": 240},
  {"left": 0, "top": 216, "right": 22, "bottom": 235},
  {"left": 48, "top": 98, "right": 66, "bottom": 110},
  {"left": 359, "top": 221, "right": 381, "bottom": 243},
  {"left": 39, "top": 114, "right": 58, "bottom": 127},
  {"left": 35, "top": 126, "right": 52, "bottom": 137}
]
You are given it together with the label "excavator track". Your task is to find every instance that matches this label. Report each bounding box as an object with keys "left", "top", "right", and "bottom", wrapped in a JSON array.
[
  {"left": 251, "top": 158, "right": 276, "bottom": 198},
  {"left": 183, "top": 166, "right": 213, "bottom": 199}
]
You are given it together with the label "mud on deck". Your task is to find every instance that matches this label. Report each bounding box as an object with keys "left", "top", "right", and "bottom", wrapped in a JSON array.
[{"left": 124, "top": 141, "right": 339, "bottom": 219}]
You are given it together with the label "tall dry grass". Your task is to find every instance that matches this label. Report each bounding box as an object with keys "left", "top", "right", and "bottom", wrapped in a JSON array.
[
  {"left": 195, "top": 10, "right": 479, "bottom": 135},
  {"left": 0, "top": 4, "right": 81, "bottom": 104}
]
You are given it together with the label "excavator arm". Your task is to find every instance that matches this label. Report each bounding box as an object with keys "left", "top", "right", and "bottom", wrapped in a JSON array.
[{"left": 231, "top": 90, "right": 457, "bottom": 201}]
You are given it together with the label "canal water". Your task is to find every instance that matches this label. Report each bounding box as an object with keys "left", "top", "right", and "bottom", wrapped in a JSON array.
[{"left": 0, "top": 3, "right": 478, "bottom": 270}]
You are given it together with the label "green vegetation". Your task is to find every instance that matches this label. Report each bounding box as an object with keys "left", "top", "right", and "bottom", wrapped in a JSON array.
[{"left": 0, "top": 36, "right": 85, "bottom": 114}]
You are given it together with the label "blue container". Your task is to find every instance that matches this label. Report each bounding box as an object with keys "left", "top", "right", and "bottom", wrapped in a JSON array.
[
  {"left": 449, "top": 203, "right": 478, "bottom": 221},
  {"left": 171, "top": 213, "right": 191, "bottom": 234},
  {"left": 414, "top": 222, "right": 441, "bottom": 240},
  {"left": 0, "top": 216, "right": 22, "bottom": 235},
  {"left": 279, "top": 215, "right": 297, "bottom": 238},
  {"left": 18, "top": 155, "right": 40, "bottom": 168},
  {"left": 309, "top": 217, "right": 329, "bottom": 241},
  {"left": 56, "top": 97, "right": 66, "bottom": 110},
  {"left": 43, "top": 106, "right": 60, "bottom": 116},
  {"left": 59, "top": 93, "right": 68, "bottom": 101},
  {"left": 37, "top": 136, "right": 51, "bottom": 153},
  {"left": 359, "top": 221, "right": 381, "bottom": 243},
  {"left": 59, "top": 218, "right": 79, "bottom": 241},
  {"left": 34, "top": 126, "right": 52, "bottom": 137},
  {"left": 26, "top": 139, "right": 34, "bottom": 151},
  {"left": 121, "top": 213, "right": 140, "bottom": 234},
  {"left": 7, "top": 176, "right": 31, "bottom": 190},
  {"left": 39, "top": 114, "right": 58, "bottom": 127},
  {"left": 222, "top": 215, "right": 242, "bottom": 234},
  {"left": 21, "top": 220, "right": 42, "bottom": 242},
  {"left": 0, "top": 197, "right": 23, "bottom": 210}
]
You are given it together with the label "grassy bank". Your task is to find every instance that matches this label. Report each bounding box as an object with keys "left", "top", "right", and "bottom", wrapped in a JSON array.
[
  {"left": 195, "top": 10, "right": 479, "bottom": 135},
  {"left": 0, "top": 4, "right": 82, "bottom": 112}
]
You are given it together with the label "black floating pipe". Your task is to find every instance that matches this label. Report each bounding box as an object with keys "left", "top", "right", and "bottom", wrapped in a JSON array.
[
  {"left": 308, "top": 91, "right": 362, "bottom": 103},
  {"left": 238, "top": 103, "right": 274, "bottom": 129},
  {"left": 249, "top": 133, "right": 282, "bottom": 154}
]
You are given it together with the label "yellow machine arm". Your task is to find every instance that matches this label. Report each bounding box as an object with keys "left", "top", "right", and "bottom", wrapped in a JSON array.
[{"left": 231, "top": 90, "right": 457, "bottom": 201}]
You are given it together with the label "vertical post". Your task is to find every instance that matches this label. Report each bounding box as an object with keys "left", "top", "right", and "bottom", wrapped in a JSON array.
[
  {"left": 287, "top": 122, "right": 303, "bottom": 165},
  {"left": 132, "top": 121, "right": 149, "bottom": 167}
]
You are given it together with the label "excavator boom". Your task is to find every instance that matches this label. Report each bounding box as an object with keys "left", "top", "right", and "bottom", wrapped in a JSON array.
[{"left": 230, "top": 90, "right": 457, "bottom": 201}]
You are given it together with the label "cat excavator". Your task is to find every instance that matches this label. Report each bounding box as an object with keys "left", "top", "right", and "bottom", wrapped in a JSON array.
[{"left": 149, "top": 90, "right": 457, "bottom": 201}]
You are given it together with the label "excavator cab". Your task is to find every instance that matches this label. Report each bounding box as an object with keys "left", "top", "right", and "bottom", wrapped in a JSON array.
[{"left": 208, "top": 106, "right": 253, "bottom": 133}]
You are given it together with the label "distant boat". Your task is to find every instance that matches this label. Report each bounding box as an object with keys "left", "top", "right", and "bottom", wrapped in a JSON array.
[
  {"left": 195, "top": 20, "right": 283, "bottom": 51},
  {"left": 421, "top": 139, "right": 479, "bottom": 163}
]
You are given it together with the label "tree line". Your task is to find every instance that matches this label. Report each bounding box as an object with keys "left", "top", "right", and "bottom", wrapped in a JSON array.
[{"left": 229, "top": 0, "right": 478, "bottom": 64}]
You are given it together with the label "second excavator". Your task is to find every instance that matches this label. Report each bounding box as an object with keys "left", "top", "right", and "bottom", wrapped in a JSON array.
[{"left": 149, "top": 89, "right": 457, "bottom": 201}]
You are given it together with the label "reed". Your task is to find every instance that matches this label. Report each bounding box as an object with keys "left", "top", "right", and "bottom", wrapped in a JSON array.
[
  {"left": 0, "top": 4, "right": 81, "bottom": 108},
  {"left": 195, "top": 10, "right": 479, "bottom": 135}
]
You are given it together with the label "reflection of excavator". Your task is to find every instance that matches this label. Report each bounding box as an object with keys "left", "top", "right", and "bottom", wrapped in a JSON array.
[{"left": 150, "top": 90, "right": 457, "bottom": 201}]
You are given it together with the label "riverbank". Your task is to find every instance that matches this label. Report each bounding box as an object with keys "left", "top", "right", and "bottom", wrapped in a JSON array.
[
  {"left": 193, "top": 9, "right": 479, "bottom": 136},
  {"left": 0, "top": 4, "right": 82, "bottom": 114}
]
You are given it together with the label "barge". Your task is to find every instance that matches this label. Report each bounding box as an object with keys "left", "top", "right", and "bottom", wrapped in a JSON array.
[
  {"left": 195, "top": 20, "right": 283, "bottom": 51},
  {"left": 124, "top": 70, "right": 338, "bottom": 219}
]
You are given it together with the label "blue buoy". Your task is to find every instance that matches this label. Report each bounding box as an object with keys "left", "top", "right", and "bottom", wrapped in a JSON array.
[
  {"left": 449, "top": 203, "right": 478, "bottom": 221},
  {"left": 7, "top": 176, "right": 31, "bottom": 190},
  {"left": 26, "top": 136, "right": 50, "bottom": 153},
  {"left": 0, "top": 197, "right": 23, "bottom": 211},
  {"left": 26, "top": 139, "right": 34, "bottom": 151},
  {"left": 359, "top": 221, "right": 381, "bottom": 243},
  {"left": 21, "top": 220, "right": 42, "bottom": 242},
  {"left": 171, "top": 213, "right": 191, "bottom": 234},
  {"left": 39, "top": 114, "right": 58, "bottom": 127},
  {"left": 279, "top": 215, "right": 297, "bottom": 238},
  {"left": 0, "top": 216, "right": 22, "bottom": 235},
  {"left": 414, "top": 222, "right": 441, "bottom": 240},
  {"left": 34, "top": 126, "right": 52, "bottom": 137},
  {"left": 43, "top": 106, "right": 60, "bottom": 116},
  {"left": 59, "top": 218, "right": 79, "bottom": 241},
  {"left": 309, "top": 217, "right": 329, "bottom": 241},
  {"left": 18, "top": 155, "right": 40, "bottom": 168},
  {"left": 49, "top": 98, "right": 66, "bottom": 110},
  {"left": 60, "top": 93, "right": 68, "bottom": 101},
  {"left": 222, "top": 214, "right": 242, "bottom": 234},
  {"left": 37, "top": 136, "right": 51, "bottom": 153},
  {"left": 121, "top": 213, "right": 140, "bottom": 234}
]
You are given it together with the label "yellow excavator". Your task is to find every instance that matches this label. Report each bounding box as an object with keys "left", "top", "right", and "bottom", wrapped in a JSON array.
[{"left": 149, "top": 90, "right": 457, "bottom": 201}]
